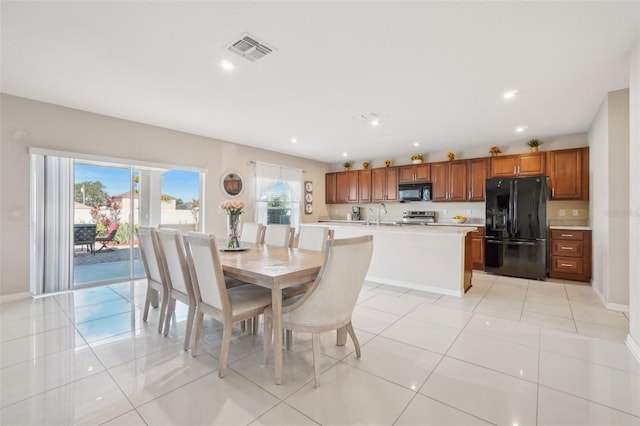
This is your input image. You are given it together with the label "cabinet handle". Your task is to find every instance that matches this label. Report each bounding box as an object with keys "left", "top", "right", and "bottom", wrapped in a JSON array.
[
  {"left": 468, "top": 191, "right": 471, "bottom": 200},
  {"left": 560, "top": 234, "right": 574, "bottom": 237},
  {"left": 560, "top": 247, "right": 573, "bottom": 250},
  {"left": 560, "top": 263, "right": 573, "bottom": 267},
  {"left": 551, "top": 188, "right": 555, "bottom": 197},
  {"left": 513, "top": 166, "right": 516, "bottom": 174}
]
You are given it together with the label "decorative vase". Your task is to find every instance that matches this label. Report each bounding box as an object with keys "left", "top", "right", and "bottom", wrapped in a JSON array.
[
  {"left": 226, "top": 213, "right": 241, "bottom": 249},
  {"left": 531, "top": 146, "right": 539, "bottom": 153},
  {"left": 412, "top": 159, "right": 423, "bottom": 164},
  {"left": 491, "top": 152, "right": 498, "bottom": 157}
]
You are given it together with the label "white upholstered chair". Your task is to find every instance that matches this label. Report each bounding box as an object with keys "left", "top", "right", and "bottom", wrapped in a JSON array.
[
  {"left": 240, "top": 223, "right": 264, "bottom": 245},
  {"left": 263, "top": 224, "right": 294, "bottom": 247},
  {"left": 137, "top": 227, "right": 169, "bottom": 334},
  {"left": 156, "top": 228, "right": 197, "bottom": 351},
  {"left": 263, "top": 235, "right": 374, "bottom": 387},
  {"left": 184, "top": 232, "right": 273, "bottom": 378}
]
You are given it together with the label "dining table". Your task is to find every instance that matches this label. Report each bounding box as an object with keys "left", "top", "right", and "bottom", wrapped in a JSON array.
[{"left": 217, "top": 243, "right": 325, "bottom": 385}]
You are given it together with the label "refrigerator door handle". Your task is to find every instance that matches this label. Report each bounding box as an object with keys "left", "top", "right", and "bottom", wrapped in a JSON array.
[
  {"left": 513, "top": 180, "right": 518, "bottom": 235},
  {"left": 508, "top": 180, "right": 514, "bottom": 236},
  {"left": 506, "top": 241, "right": 540, "bottom": 246}
]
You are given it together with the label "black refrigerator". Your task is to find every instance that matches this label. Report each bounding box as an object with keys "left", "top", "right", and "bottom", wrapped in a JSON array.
[{"left": 485, "top": 176, "right": 547, "bottom": 280}]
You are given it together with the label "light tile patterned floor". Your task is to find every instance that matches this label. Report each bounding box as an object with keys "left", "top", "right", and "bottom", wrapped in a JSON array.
[{"left": 1, "top": 272, "right": 638, "bottom": 425}]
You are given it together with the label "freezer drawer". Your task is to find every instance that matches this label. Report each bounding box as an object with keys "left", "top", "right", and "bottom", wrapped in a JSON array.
[{"left": 485, "top": 238, "right": 547, "bottom": 280}]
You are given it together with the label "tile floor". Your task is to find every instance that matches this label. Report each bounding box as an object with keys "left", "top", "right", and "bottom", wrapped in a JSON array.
[{"left": 1, "top": 272, "right": 638, "bottom": 425}]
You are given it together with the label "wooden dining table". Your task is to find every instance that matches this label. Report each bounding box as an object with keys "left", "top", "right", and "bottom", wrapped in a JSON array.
[{"left": 217, "top": 243, "right": 324, "bottom": 385}]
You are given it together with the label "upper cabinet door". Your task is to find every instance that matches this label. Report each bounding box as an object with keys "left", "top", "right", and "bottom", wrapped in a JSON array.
[
  {"left": 490, "top": 155, "right": 519, "bottom": 177},
  {"left": 430, "top": 162, "right": 448, "bottom": 201},
  {"left": 548, "top": 147, "right": 589, "bottom": 200},
  {"left": 385, "top": 168, "right": 399, "bottom": 201},
  {"left": 325, "top": 173, "right": 337, "bottom": 204},
  {"left": 518, "top": 152, "right": 545, "bottom": 176},
  {"left": 398, "top": 166, "right": 415, "bottom": 183},
  {"left": 371, "top": 168, "right": 387, "bottom": 202},
  {"left": 468, "top": 158, "right": 489, "bottom": 201},
  {"left": 414, "top": 163, "right": 431, "bottom": 182},
  {"left": 448, "top": 160, "right": 468, "bottom": 201},
  {"left": 358, "top": 169, "right": 372, "bottom": 203}
]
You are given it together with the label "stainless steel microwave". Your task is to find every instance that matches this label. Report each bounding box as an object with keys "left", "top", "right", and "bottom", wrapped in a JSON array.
[{"left": 398, "top": 183, "right": 431, "bottom": 202}]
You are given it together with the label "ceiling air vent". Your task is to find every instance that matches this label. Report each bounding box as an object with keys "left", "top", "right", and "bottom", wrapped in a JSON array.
[{"left": 228, "top": 33, "right": 275, "bottom": 62}]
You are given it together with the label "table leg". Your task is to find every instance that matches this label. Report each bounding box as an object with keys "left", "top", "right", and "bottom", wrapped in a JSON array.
[
  {"left": 272, "top": 286, "right": 283, "bottom": 385},
  {"left": 336, "top": 327, "right": 347, "bottom": 346}
]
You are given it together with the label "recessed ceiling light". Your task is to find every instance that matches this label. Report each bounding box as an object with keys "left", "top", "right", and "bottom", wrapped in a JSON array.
[
  {"left": 342, "top": 152, "right": 348, "bottom": 157},
  {"left": 291, "top": 137, "right": 297, "bottom": 143},
  {"left": 371, "top": 119, "right": 380, "bottom": 127},
  {"left": 413, "top": 142, "right": 421, "bottom": 147},
  {"left": 515, "top": 125, "right": 529, "bottom": 133},
  {"left": 220, "top": 60, "right": 234, "bottom": 71},
  {"left": 503, "top": 90, "right": 519, "bottom": 99}
]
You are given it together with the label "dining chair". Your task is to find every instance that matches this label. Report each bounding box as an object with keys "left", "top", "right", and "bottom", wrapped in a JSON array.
[
  {"left": 283, "top": 226, "right": 334, "bottom": 299},
  {"left": 240, "top": 222, "right": 264, "bottom": 244},
  {"left": 136, "top": 226, "right": 169, "bottom": 334},
  {"left": 263, "top": 224, "right": 294, "bottom": 247},
  {"left": 156, "top": 228, "right": 197, "bottom": 351},
  {"left": 263, "top": 235, "right": 374, "bottom": 387},
  {"left": 184, "top": 232, "right": 273, "bottom": 378}
]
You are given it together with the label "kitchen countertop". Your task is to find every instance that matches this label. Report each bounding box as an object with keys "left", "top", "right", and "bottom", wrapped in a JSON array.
[
  {"left": 315, "top": 221, "right": 473, "bottom": 235},
  {"left": 549, "top": 225, "right": 592, "bottom": 231},
  {"left": 318, "top": 219, "right": 483, "bottom": 228}
]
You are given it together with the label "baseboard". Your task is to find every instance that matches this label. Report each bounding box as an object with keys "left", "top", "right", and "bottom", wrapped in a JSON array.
[
  {"left": 590, "top": 280, "right": 630, "bottom": 312},
  {"left": 365, "top": 275, "right": 463, "bottom": 298},
  {"left": 626, "top": 335, "right": 640, "bottom": 364},
  {"left": 0, "top": 292, "right": 32, "bottom": 304}
]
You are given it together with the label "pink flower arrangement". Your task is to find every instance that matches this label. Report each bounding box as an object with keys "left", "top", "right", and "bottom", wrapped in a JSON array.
[{"left": 220, "top": 199, "right": 245, "bottom": 215}]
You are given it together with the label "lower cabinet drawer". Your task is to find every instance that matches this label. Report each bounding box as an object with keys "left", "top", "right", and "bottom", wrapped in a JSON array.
[
  {"left": 551, "top": 240, "right": 583, "bottom": 257},
  {"left": 551, "top": 257, "right": 584, "bottom": 275}
]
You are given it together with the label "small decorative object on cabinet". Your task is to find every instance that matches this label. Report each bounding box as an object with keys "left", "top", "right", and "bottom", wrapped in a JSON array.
[
  {"left": 362, "top": 161, "right": 370, "bottom": 169},
  {"left": 447, "top": 152, "right": 455, "bottom": 161},
  {"left": 384, "top": 159, "right": 392, "bottom": 167},
  {"left": 343, "top": 161, "right": 351, "bottom": 171},
  {"left": 489, "top": 146, "right": 501, "bottom": 156},
  {"left": 411, "top": 154, "right": 423, "bottom": 164},
  {"left": 528, "top": 139, "right": 542, "bottom": 152}
]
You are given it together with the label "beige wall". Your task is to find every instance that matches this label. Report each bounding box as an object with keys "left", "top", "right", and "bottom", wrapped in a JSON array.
[{"left": 0, "top": 94, "right": 331, "bottom": 297}]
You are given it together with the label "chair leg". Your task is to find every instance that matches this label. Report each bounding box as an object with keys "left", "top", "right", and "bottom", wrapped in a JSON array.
[
  {"left": 241, "top": 320, "right": 246, "bottom": 332},
  {"left": 191, "top": 311, "right": 205, "bottom": 357},
  {"left": 142, "top": 286, "right": 152, "bottom": 323},
  {"left": 184, "top": 304, "right": 196, "bottom": 352},
  {"left": 312, "top": 333, "right": 321, "bottom": 388},
  {"left": 346, "top": 322, "right": 361, "bottom": 358},
  {"left": 218, "top": 321, "right": 233, "bottom": 378},
  {"left": 252, "top": 315, "right": 259, "bottom": 335},
  {"left": 285, "top": 329, "right": 293, "bottom": 349},
  {"left": 263, "top": 314, "right": 273, "bottom": 365},
  {"left": 157, "top": 290, "right": 168, "bottom": 334},
  {"left": 163, "top": 298, "right": 175, "bottom": 337}
]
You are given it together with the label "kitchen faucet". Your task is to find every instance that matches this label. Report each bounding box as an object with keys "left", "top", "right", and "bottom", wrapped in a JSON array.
[{"left": 376, "top": 203, "right": 387, "bottom": 225}]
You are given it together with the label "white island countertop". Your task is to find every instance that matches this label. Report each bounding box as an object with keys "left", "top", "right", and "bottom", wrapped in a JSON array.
[{"left": 307, "top": 222, "right": 474, "bottom": 297}]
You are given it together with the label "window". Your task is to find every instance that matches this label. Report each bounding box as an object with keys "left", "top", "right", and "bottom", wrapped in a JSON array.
[{"left": 254, "top": 162, "right": 302, "bottom": 230}]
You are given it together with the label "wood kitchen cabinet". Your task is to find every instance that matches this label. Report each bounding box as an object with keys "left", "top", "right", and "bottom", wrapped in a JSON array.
[
  {"left": 372, "top": 167, "right": 398, "bottom": 202},
  {"left": 399, "top": 163, "right": 431, "bottom": 183},
  {"left": 336, "top": 170, "right": 359, "bottom": 203},
  {"left": 358, "top": 169, "right": 372, "bottom": 203},
  {"left": 468, "top": 158, "right": 489, "bottom": 201},
  {"left": 549, "top": 229, "right": 592, "bottom": 282},
  {"left": 470, "top": 227, "right": 485, "bottom": 270},
  {"left": 431, "top": 160, "right": 468, "bottom": 202},
  {"left": 547, "top": 147, "right": 589, "bottom": 200},
  {"left": 490, "top": 152, "right": 546, "bottom": 177},
  {"left": 325, "top": 172, "right": 337, "bottom": 204}
]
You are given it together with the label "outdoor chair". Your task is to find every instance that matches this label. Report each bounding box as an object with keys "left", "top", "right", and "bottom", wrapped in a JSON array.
[
  {"left": 263, "top": 235, "right": 373, "bottom": 387},
  {"left": 95, "top": 222, "right": 119, "bottom": 252},
  {"left": 74, "top": 224, "right": 97, "bottom": 255}
]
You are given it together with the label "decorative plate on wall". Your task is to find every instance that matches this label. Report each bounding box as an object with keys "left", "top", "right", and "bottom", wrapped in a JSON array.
[{"left": 304, "top": 180, "right": 313, "bottom": 215}]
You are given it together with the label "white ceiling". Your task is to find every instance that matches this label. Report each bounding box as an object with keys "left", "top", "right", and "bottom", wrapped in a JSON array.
[{"left": 2, "top": 1, "right": 638, "bottom": 163}]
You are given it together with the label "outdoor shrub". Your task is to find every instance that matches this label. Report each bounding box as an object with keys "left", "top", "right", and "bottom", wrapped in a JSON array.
[{"left": 114, "top": 222, "right": 130, "bottom": 244}]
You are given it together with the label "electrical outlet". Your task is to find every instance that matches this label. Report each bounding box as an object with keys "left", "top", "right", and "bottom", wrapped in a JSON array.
[
  {"left": 443, "top": 209, "right": 448, "bottom": 216},
  {"left": 466, "top": 209, "right": 472, "bottom": 215},
  {"left": 573, "top": 209, "right": 579, "bottom": 216},
  {"left": 559, "top": 209, "right": 565, "bottom": 217}
]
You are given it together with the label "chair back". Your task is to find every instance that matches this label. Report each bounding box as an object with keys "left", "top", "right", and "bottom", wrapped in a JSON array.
[
  {"left": 263, "top": 224, "right": 293, "bottom": 247},
  {"left": 136, "top": 227, "right": 165, "bottom": 287},
  {"left": 74, "top": 224, "right": 97, "bottom": 244},
  {"left": 156, "top": 228, "right": 195, "bottom": 301},
  {"left": 241, "top": 223, "right": 264, "bottom": 244},
  {"left": 283, "top": 235, "right": 373, "bottom": 327},
  {"left": 105, "top": 222, "right": 119, "bottom": 238},
  {"left": 183, "top": 232, "right": 228, "bottom": 312},
  {"left": 297, "top": 225, "right": 333, "bottom": 252}
]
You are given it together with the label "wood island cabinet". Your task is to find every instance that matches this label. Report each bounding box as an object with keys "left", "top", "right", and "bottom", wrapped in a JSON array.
[
  {"left": 468, "top": 158, "right": 489, "bottom": 201},
  {"left": 336, "top": 170, "right": 359, "bottom": 203},
  {"left": 431, "top": 160, "right": 468, "bottom": 202},
  {"left": 549, "top": 229, "right": 592, "bottom": 282},
  {"left": 399, "top": 163, "right": 431, "bottom": 183},
  {"left": 325, "top": 172, "right": 337, "bottom": 204},
  {"left": 490, "top": 152, "right": 545, "bottom": 177},
  {"left": 469, "top": 227, "right": 485, "bottom": 270},
  {"left": 358, "top": 169, "right": 372, "bottom": 203},
  {"left": 547, "top": 147, "right": 589, "bottom": 200},
  {"left": 372, "top": 167, "right": 398, "bottom": 202}
]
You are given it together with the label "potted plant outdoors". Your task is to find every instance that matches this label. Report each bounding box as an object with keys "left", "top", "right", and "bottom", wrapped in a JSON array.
[
  {"left": 343, "top": 161, "right": 352, "bottom": 171},
  {"left": 528, "top": 139, "right": 542, "bottom": 152},
  {"left": 411, "top": 154, "right": 424, "bottom": 164}
]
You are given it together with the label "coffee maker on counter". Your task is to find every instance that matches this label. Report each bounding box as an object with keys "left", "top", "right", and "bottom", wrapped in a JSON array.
[{"left": 351, "top": 206, "right": 362, "bottom": 221}]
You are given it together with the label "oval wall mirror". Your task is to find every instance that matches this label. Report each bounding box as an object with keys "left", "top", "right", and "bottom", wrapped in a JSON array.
[{"left": 221, "top": 172, "right": 243, "bottom": 197}]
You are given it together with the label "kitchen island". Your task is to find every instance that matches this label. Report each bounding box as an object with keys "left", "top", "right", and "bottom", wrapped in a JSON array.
[{"left": 309, "top": 222, "right": 474, "bottom": 297}]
